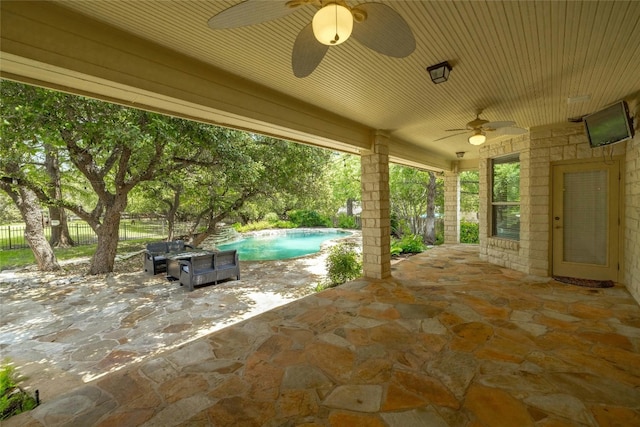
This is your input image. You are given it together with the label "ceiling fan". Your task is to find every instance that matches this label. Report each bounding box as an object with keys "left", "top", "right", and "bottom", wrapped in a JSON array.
[
  {"left": 435, "top": 110, "right": 527, "bottom": 145},
  {"left": 208, "top": 0, "right": 416, "bottom": 78}
]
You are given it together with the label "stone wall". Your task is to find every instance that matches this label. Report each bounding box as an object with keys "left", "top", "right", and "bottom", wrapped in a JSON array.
[
  {"left": 479, "top": 135, "right": 532, "bottom": 273},
  {"left": 444, "top": 171, "right": 460, "bottom": 244},
  {"left": 624, "top": 96, "right": 640, "bottom": 303},
  {"left": 479, "top": 96, "right": 639, "bottom": 306}
]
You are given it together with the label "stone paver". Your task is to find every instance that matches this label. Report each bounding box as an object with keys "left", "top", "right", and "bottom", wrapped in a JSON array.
[
  {"left": 3, "top": 244, "right": 640, "bottom": 426},
  {"left": 0, "top": 236, "right": 354, "bottom": 401}
]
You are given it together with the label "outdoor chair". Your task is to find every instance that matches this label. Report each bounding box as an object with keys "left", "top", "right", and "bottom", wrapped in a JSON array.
[
  {"left": 143, "top": 239, "right": 194, "bottom": 275},
  {"left": 178, "top": 250, "right": 240, "bottom": 291}
]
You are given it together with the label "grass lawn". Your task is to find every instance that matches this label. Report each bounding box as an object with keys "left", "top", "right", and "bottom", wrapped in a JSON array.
[{"left": 0, "top": 240, "right": 149, "bottom": 270}]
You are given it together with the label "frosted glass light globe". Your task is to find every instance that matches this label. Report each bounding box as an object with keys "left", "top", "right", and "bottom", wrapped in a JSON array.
[{"left": 312, "top": 4, "right": 353, "bottom": 46}]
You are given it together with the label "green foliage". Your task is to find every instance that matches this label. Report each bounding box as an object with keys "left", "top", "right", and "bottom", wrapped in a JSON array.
[
  {"left": 460, "top": 170, "right": 480, "bottom": 214},
  {"left": 288, "top": 210, "right": 331, "bottom": 227},
  {"left": 389, "top": 165, "right": 443, "bottom": 243},
  {"left": 390, "top": 213, "right": 401, "bottom": 237},
  {"left": 391, "top": 233, "right": 427, "bottom": 255},
  {"left": 325, "top": 243, "right": 362, "bottom": 286},
  {"left": 0, "top": 361, "right": 38, "bottom": 420},
  {"left": 314, "top": 282, "right": 330, "bottom": 292},
  {"left": 232, "top": 220, "right": 295, "bottom": 233},
  {"left": 390, "top": 243, "right": 403, "bottom": 257},
  {"left": 336, "top": 214, "right": 358, "bottom": 229},
  {"left": 460, "top": 221, "right": 480, "bottom": 244},
  {"left": 326, "top": 154, "right": 361, "bottom": 218},
  {"left": 263, "top": 212, "right": 280, "bottom": 223},
  {"left": 0, "top": 194, "right": 20, "bottom": 224},
  {"left": 493, "top": 160, "right": 520, "bottom": 202}
]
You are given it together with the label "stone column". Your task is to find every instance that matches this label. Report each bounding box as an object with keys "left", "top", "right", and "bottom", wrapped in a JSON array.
[
  {"left": 444, "top": 169, "right": 460, "bottom": 244},
  {"left": 360, "top": 132, "right": 391, "bottom": 279}
]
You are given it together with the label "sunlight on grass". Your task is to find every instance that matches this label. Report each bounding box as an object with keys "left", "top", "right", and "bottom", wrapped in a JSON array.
[{"left": 0, "top": 240, "right": 148, "bottom": 270}]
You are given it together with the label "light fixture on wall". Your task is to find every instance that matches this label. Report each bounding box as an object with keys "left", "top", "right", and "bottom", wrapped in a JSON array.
[
  {"left": 456, "top": 151, "right": 465, "bottom": 158},
  {"left": 312, "top": 3, "right": 353, "bottom": 45},
  {"left": 468, "top": 129, "right": 486, "bottom": 145},
  {"left": 426, "top": 61, "right": 452, "bottom": 84}
]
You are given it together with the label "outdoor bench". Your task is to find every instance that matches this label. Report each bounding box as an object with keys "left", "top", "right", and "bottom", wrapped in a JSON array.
[
  {"left": 178, "top": 250, "right": 240, "bottom": 291},
  {"left": 143, "top": 240, "right": 194, "bottom": 275}
]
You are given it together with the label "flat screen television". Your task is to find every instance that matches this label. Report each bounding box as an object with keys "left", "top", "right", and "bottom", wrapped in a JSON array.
[{"left": 584, "top": 100, "right": 635, "bottom": 148}]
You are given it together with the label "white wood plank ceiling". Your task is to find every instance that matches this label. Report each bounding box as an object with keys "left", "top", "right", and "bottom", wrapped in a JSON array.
[{"left": 38, "top": 1, "right": 640, "bottom": 161}]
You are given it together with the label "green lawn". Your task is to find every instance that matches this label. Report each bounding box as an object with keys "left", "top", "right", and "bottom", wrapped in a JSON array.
[{"left": 0, "top": 240, "right": 150, "bottom": 270}]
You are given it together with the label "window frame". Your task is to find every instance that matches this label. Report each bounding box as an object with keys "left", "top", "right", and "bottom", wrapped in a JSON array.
[{"left": 490, "top": 153, "right": 521, "bottom": 241}]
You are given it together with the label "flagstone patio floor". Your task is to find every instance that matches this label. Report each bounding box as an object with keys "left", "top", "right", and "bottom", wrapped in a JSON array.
[{"left": 3, "top": 244, "right": 640, "bottom": 426}]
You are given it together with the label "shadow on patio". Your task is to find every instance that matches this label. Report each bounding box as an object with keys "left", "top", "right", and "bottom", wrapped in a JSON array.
[{"left": 6, "top": 245, "right": 640, "bottom": 426}]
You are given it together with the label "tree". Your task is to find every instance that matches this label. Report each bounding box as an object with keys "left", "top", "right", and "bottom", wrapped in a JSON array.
[
  {"left": 0, "top": 178, "right": 60, "bottom": 271},
  {"left": 460, "top": 170, "right": 479, "bottom": 217},
  {"left": 182, "top": 133, "right": 332, "bottom": 246},
  {"left": 1, "top": 81, "right": 179, "bottom": 274},
  {"left": 389, "top": 165, "right": 443, "bottom": 244},
  {"left": 2, "top": 80, "right": 333, "bottom": 274},
  {"left": 44, "top": 143, "right": 74, "bottom": 247},
  {"left": 326, "top": 153, "right": 361, "bottom": 216},
  {"left": 0, "top": 83, "right": 60, "bottom": 270}
]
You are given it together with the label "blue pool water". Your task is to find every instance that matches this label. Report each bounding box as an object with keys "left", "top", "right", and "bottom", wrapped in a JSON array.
[{"left": 217, "top": 230, "right": 350, "bottom": 261}]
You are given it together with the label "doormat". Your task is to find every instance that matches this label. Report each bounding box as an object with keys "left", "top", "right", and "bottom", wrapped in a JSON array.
[{"left": 552, "top": 276, "right": 615, "bottom": 288}]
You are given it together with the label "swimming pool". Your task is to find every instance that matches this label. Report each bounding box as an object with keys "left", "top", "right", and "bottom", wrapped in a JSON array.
[{"left": 217, "top": 229, "right": 351, "bottom": 261}]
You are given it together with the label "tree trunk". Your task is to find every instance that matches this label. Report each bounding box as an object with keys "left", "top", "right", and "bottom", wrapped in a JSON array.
[
  {"left": 45, "top": 146, "right": 74, "bottom": 247},
  {"left": 7, "top": 185, "right": 61, "bottom": 271},
  {"left": 346, "top": 198, "right": 354, "bottom": 216},
  {"left": 49, "top": 206, "right": 74, "bottom": 247},
  {"left": 425, "top": 171, "right": 437, "bottom": 245},
  {"left": 88, "top": 196, "right": 127, "bottom": 275},
  {"left": 165, "top": 186, "right": 181, "bottom": 241}
]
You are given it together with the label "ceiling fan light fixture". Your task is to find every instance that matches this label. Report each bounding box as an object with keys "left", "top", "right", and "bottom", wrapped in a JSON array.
[
  {"left": 468, "top": 130, "right": 486, "bottom": 145},
  {"left": 426, "top": 61, "right": 452, "bottom": 84},
  {"left": 312, "top": 3, "right": 353, "bottom": 46}
]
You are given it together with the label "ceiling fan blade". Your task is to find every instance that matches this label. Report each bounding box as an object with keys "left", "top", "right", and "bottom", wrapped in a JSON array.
[
  {"left": 350, "top": 3, "right": 416, "bottom": 58},
  {"left": 208, "top": 0, "right": 296, "bottom": 29},
  {"left": 292, "top": 24, "right": 329, "bottom": 78},
  {"left": 483, "top": 120, "right": 516, "bottom": 130},
  {"left": 497, "top": 126, "right": 528, "bottom": 135},
  {"left": 445, "top": 128, "right": 468, "bottom": 132},
  {"left": 433, "top": 132, "right": 467, "bottom": 142}
]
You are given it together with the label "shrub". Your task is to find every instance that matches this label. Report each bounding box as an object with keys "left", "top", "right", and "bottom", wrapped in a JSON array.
[
  {"left": 263, "top": 212, "right": 280, "bottom": 223},
  {"left": 325, "top": 243, "right": 362, "bottom": 286},
  {"left": 233, "top": 220, "right": 295, "bottom": 233},
  {"left": 0, "top": 361, "right": 38, "bottom": 420},
  {"left": 275, "top": 220, "right": 296, "bottom": 229},
  {"left": 460, "top": 221, "right": 479, "bottom": 244},
  {"left": 337, "top": 214, "right": 359, "bottom": 229},
  {"left": 391, "top": 233, "right": 427, "bottom": 255},
  {"left": 288, "top": 210, "right": 331, "bottom": 228},
  {"left": 390, "top": 242, "right": 403, "bottom": 257}
]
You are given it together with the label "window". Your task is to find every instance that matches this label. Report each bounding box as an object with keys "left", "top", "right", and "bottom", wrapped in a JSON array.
[{"left": 491, "top": 154, "right": 520, "bottom": 240}]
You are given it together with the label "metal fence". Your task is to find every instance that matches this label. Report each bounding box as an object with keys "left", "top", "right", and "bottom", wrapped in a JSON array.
[{"left": 0, "top": 221, "right": 168, "bottom": 250}]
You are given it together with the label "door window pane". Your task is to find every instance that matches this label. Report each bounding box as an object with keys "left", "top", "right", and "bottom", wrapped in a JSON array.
[{"left": 563, "top": 170, "right": 607, "bottom": 264}]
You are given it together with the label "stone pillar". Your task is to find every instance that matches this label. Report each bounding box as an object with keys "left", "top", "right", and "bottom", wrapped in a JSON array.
[
  {"left": 360, "top": 132, "right": 391, "bottom": 279},
  {"left": 444, "top": 169, "right": 460, "bottom": 244}
]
